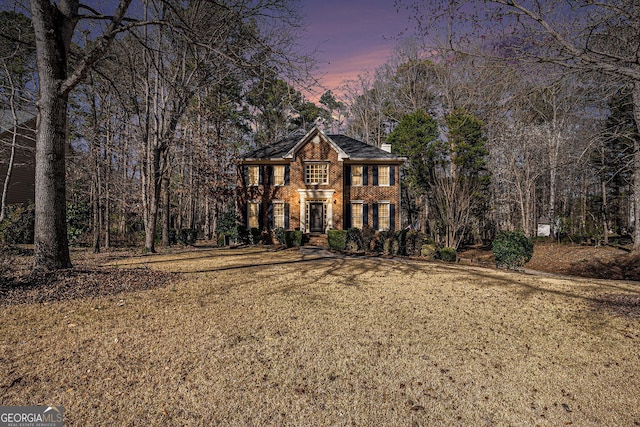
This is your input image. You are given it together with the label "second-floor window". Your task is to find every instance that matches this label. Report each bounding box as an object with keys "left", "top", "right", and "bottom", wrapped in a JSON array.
[
  {"left": 273, "top": 165, "right": 285, "bottom": 186},
  {"left": 305, "top": 163, "right": 328, "bottom": 185},
  {"left": 248, "top": 166, "right": 260, "bottom": 186},
  {"left": 378, "top": 166, "right": 390, "bottom": 186},
  {"left": 351, "top": 165, "right": 363, "bottom": 186}
]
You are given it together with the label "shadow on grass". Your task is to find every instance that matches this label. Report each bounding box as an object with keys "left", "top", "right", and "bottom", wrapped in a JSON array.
[{"left": 113, "top": 247, "right": 271, "bottom": 266}]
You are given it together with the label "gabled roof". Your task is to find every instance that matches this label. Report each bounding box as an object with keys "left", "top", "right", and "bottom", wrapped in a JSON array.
[{"left": 241, "top": 127, "right": 404, "bottom": 162}]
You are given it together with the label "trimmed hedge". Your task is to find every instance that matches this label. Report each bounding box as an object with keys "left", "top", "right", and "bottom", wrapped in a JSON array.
[
  {"left": 284, "top": 230, "right": 303, "bottom": 248},
  {"left": 492, "top": 230, "right": 533, "bottom": 270},
  {"left": 328, "top": 229, "right": 347, "bottom": 250}
]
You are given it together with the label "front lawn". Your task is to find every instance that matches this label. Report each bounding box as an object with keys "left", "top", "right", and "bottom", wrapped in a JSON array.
[{"left": 1, "top": 247, "right": 638, "bottom": 425}]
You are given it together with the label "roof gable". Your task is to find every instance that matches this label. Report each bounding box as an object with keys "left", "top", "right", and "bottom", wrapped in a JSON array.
[{"left": 283, "top": 127, "right": 348, "bottom": 161}]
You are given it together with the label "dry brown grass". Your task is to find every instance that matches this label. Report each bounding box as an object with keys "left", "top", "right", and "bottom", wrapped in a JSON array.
[{"left": 1, "top": 247, "right": 639, "bottom": 426}]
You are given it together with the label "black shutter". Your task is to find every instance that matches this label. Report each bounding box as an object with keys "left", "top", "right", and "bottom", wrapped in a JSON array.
[
  {"left": 268, "top": 166, "right": 274, "bottom": 186},
  {"left": 242, "top": 166, "right": 249, "bottom": 186},
  {"left": 345, "top": 203, "right": 352, "bottom": 229},
  {"left": 345, "top": 165, "right": 351, "bottom": 186},
  {"left": 363, "top": 166, "right": 368, "bottom": 186},
  {"left": 243, "top": 204, "right": 249, "bottom": 230},
  {"left": 258, "top": 166, "right": 263, "bottom": 185},
  {"left": 284, "top": 165, "right": 290, "bottom": 185},
  {"left": 372, "top": 166, "right": 378, "bottom": 186},
  {"left": 363, "top": 203, "right": 369, "bottom": 227},
  {"left": 390, "top": 165, "right": 395, "bottom": 186},
  {"left": 284, "top": 203, "right": 290, "bottom": 229},
  {"left": 390, "top": 204, "right": 396, "bottom": 231},
  {"left": 268, "top": 203, "right": 274, "bottom": 229},
  {"left": 372, "top": 203, "right": 379, "bottom": 230}
]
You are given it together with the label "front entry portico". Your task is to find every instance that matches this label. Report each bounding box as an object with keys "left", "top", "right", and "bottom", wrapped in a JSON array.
[{"left": 298, "top": 189, "right": 335, "bottom": 233}]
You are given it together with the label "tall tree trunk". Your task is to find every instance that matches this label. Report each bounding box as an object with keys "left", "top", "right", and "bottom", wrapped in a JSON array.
[
  {"left": 104, "top": 183, "right": 111, "bottom": 249},
  {"left": 143, "top": 145, "right": 162, "bottom": 253},
  {"left": 92, "top": 178, "right": 101, "bottom": 253},
  {"left": 0, "top": 62, "right": 20, "bottom": 223},
  {"left": 162, "top": 174, "right": 170, "bottom": 246},
  {"left": 631, "top": 83, "right": 640, "bottom": 253},
  {"left": 30, "top": 0, "right": 74, "bottom": 269},
  {"left": 0, "top": 116, "right": 17, "bottom": 223}
]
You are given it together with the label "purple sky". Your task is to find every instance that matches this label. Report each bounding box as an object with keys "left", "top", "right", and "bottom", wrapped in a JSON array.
[{"left": 299, "top": 0, "right": 415, "bottom": 97}]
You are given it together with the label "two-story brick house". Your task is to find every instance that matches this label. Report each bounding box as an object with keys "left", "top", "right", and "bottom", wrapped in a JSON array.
[{"left": 238, "top": 127, "right": 405, "bottom": 236}]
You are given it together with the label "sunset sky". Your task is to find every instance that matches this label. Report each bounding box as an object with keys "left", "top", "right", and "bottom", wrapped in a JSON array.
[{"left": 299, "top": 0, "right": 416, "bottom": 98}]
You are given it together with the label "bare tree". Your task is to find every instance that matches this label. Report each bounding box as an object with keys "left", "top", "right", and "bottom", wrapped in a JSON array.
[{"left": 401, "top": 0, "right": 640, "bottom": 250}]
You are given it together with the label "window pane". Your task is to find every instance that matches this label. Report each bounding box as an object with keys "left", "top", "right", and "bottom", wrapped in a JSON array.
[
  {"left": 378, "top": 203, "right": 390, "bottom": 230},
  {"left": 378, "top": 166, "right": 390, "bottom": 186},
  {"left": 273, "top": 202, "right": 285, "bottom": 228},
  {"left": 249, "top": 166, "right": 260, "bottom": 186},
  {"left": 352, "top": 203, "right": 363, "bottom": 229},
  {"left": 249, "top": 203, "right": 259, "bottom": 228},
  {"left": 305, "top": 164, "right": 328, "bottom": 184},
  {"left": 351, "top": 165, "right": 362, "bottom": 186},
  {"left": 274, "top": 166, "right": 285, "bottom": 186}
]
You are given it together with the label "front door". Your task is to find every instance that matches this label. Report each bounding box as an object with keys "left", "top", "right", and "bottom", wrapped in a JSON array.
[{"left": 309, "top": 202, "right": 324, "bottom": 233}]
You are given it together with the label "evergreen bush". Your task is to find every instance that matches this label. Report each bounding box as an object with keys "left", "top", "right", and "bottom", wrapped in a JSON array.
[
  {"left": 249, "top": 227, "right": 261, "bottom": 244},
  {"left": 492, "top": 230, "right": 534, "bottom": 270},
  {"left": 346, "top": 227, "right": 364, "bottom": 251},
  {"left": 437, "top": 246, "right": 457, "bottom": 262},
  {"left": 284, "top": 230, "right": 303, "bottom": 247},
  {"left": 328, "top": 229, "right": 347, "bottom": 250},
  {"left": 274, "top": 227, "right": 286, "bottom": 245}
]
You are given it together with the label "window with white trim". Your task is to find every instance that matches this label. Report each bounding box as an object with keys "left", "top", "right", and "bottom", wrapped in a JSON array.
[
  {"left": 248, "top": 166, "right": 260, "bottom": 186},
  {"left": 248, "top": 202, "right": 259, "bottom": 229},
  {"left": 351, "top": 165, "right": 363, "bottom": 186},
  {"left": 378, "top": 166, "right": 390, "bottom": 186},
  {"left": 378, "top": 202, "right": 390, "bottom": 231},
  {"left": 351, "top": 202, "right": 364, "bottom": 229},
  {"left": 305, "top": 163, "right": 328, "bottom": 185},
  {"left": 273, "top": 165, "right": 285, "bottom": 186},
  {"left": 273, "top": 201, "right": 285, "bottom": 229}
]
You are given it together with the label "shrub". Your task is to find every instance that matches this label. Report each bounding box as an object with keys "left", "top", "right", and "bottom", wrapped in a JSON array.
[
  {"left": 284, "top": 230, "right": 303, "bottom": 248},
  {"left": 420, "top": 243, "right": 437, "bottom": 259},
  {"left": 249, "top": 227, "right": 261, "bottom": 244},
  {"left": 360, "top": 224, "right": 375, "bottom": 252},
  {"left": 237, "top": 226, "right": 249, "bottom": 244},
  {"left": 396, "top": 229, "right": 408, "bottom": 255},
  {"left": 168, "top": 229, "right": 177, "bottom": 245},
  {"left": 346, "top": 228, "right": 365, "bottom": 251},
  {"left": 274, "top": 227, "right": 286, "bottom": 245},
  {"left": 492, "top": 230, "right": 534, "bottom": 270},
  {"left": 67, "top": 201, "right": 91, "bottom": 245},
  {"left": 178, "top": 229, "right": 197, "bottom": 245},
  {"left": 437, "top": 246, "right": 457, "bottom": 262},
  {"left": 0, "top": 203, "right": 34, "bottom": 245},
  {"left": 405, "top": 231, "right": 427, "bottom": 256},
  {"left": 328, "top": 229, "right": 347, "bottom": 250}
]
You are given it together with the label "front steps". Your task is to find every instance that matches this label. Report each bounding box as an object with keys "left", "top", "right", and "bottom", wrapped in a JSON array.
[{"left": 305, "top": 233, "right": 328, "bottom": 248}]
